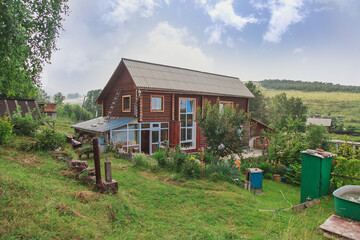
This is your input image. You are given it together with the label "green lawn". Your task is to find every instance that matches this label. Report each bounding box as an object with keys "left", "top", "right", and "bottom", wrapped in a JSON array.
[{"left": 0, "top": 140, "right": 335, "bottom": 239}]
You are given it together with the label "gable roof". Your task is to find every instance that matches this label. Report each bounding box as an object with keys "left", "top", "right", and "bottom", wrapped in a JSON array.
[
  {"left": 97, "top": 58, "right": 254, "bottom": 101},
  {"left": 306, "top": 118, "right": 332, "bottom": 127}
]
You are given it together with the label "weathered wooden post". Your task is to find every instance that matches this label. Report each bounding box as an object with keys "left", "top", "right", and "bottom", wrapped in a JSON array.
[
  {"left": 93, "top": 138, "right": 102, "bottom": 185},
  {"left": 104, "top": 158, "right": 112, "bottom": 182}
]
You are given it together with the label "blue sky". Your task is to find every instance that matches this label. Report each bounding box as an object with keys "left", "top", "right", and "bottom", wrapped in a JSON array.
[{"left": 42, "top": 0, "right": 360, "bottom": 95}]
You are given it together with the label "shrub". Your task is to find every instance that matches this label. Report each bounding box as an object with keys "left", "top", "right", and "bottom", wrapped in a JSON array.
[
  {"left": 285, "top": 163, "right": 302, "bottom": 185},
  {"left": 263, "top": 172, "right": 273, "bottom": 180},
  {"left": 33, "top": 129, "right": 66, "bottom": 151},
  {"left": 181, "top": 156, "right": 201, "bottom": 179},
  {"left": 17, "top": 138, "right": 36, "bottom": 151},
  {"left": 0, "top": 116, "right": 13, "bottom": 145},
  {"left": 133, "top": 153, "right": 159, "bottom": 172},
  {"left": 152, "top": 151, "right": 167, "bottom": 167},
  {"left": 205, "top": 163, "right": 241, "bottom": 183},
  {"left": 170, "top": 148, "right": 187, "bottom": 172},
  {"left": 331, "top": 157, "right": 360, "bottom": 188},
  {"left": 202, "top": 149, "right": 215, "bottom": 165},
  {"left": 11, "top": 106, "right": 41, "bottom": 136}
]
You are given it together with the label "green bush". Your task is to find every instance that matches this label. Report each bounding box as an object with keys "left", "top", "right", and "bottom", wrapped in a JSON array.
[
  {"left": 152, "top": 151, "right": 167, "bottom": 167},
  {"left": 181, "top": 156, "right": 201, "bottom": 179},
  {"left": 17, "top": 138, "right": 35, "bottom": 151},
  {"left": 285, "top": 163, "right": 302, "bottom": 185},
  {"left": 331, "top": 157, "right": 360, "bottom": 188},
  {"left": 133, "top": 153, "right": 159, "bottom": 172},
  {"left": 11, "top": 107, "right": 41, "bottom": 136},
  {"left": 205, "top": 163, "right": 240, "bottom": 183},
  {"left": 263, "top": 172, "right": 273, "bottom": 180},
  {"left": 33, "top": 129, "right": 66, "bottom": 151},
  {"left": 170, "top": 148, "right": 187, "bottom": 172},
  {"left": 0, "top": 116, "right": 13, "bottom": 145}
]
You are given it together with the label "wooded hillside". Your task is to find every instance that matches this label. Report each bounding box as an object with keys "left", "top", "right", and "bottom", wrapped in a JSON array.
[{"left": 259, "top": 80, "right": 360, "bottom": 93}]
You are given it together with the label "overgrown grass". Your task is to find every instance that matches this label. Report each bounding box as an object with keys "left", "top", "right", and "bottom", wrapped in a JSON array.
[{"left": 1, "top": 141, "right": 335, "bottom": 239}]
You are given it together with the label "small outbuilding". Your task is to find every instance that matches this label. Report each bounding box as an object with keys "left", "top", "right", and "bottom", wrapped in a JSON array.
[{"left": 306, "top": 118, "right": 332, "bottom": 132}]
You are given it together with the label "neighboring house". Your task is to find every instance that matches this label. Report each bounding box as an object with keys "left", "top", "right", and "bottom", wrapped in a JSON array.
[
  {"left": 38, "top": 103, "right": 57, "bottom": 117},
  {"left": 72, "top": 58, "right": 254, "bottom": 154},
  {"left": 306, "top": 118, "right": 332, "bottom": 132},
  {"left": 249, "top": 118, "right": 273, "bottom": 149},
  {"left": 0, "top": 99, "right": 42, "bottom": 118}
]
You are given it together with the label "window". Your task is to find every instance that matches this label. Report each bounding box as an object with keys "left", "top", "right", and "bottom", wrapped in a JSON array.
[
  {"left": 179, "top": 98, "right": 196, "bottom": 149},
  {"left": 151, "top": 95, "right": 164, "bottom": 112},
  {"left": 219, "top": 101, "right": 233, "bottom": 112},
  {"left": 122, "top": 95, "right": 131, "bottom": 112}
]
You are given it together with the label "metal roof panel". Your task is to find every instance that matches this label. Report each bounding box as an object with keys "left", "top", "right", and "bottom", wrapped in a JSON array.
[{"left": 123, "top": 59, "right": 254, "bottom": 98}]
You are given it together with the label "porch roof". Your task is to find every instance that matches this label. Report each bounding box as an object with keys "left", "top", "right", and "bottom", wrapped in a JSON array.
[{"left": 71, "top": 117, "right": 137, "bottom": 134}]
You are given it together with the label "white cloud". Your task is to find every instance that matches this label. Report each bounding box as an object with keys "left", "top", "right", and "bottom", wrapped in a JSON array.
[
  {"left": 145, "top": 22, "right": 214, "bottom": 71},
  {"left": 206, "top": 0, "right": 258, "bottom": 31},
  {"left": 205, "top": 25, "right": 223, "bottom": 44},
  {"left": 293, "top": 47, "right": 305, "bottom": 53},
  {"left": 103, "top": 0, "right": 166, "bottom": 25},
  {"left": 264, "top": 0, "right": 305, "bottom": 43}
]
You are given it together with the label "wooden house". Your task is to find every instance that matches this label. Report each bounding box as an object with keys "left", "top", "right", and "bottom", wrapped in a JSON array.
[
  {"left": 72, "top": 58, "right": 254, "bottom": 154},
  {"left": 38, "top": 103, "right": 57, "bottom": 117}
]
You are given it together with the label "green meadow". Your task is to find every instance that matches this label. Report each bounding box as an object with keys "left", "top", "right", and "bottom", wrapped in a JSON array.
[
  {"left": 1, "top": 136, "right": 334, "bottom": 239},
  {"left": 262, "top": 89, "right": 360, "bottom": 132}
]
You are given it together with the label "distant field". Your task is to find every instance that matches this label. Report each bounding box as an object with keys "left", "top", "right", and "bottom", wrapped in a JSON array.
[{"left": 262, "top": 89, "right": 360, "bottom": 129}]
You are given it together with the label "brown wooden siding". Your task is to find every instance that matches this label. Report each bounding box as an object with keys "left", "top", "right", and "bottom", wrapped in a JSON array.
[
  {"left": 140, "top": 92, "right": 172, "bottom": 122},
  {"left": 102, "top": 67, "right": 137, "bottom": 117},
  {"left": 203, "top": 95, "right": 248, "bottom": 112}
]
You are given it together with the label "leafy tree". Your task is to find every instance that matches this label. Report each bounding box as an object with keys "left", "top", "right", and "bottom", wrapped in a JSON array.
[
  {"left": 267, "top": 93, "right": 307, "bottom": 131},
  {"left": 245, "top": 81, "right": 268, "bottom": 124},
  {"left": 196, "top": 100, "right": 250, "bottom": 157},
  {"left": 36, "top": 88, "right": 50, "bottom": 102},
  {"left": 260, "top": 79, "right": 360, "bottom": 93},
  {"left": 305, "top": 124, "right": 330, "bottom": 150},
  {"left": 83, "top": 89, "right": 102, "bottom": 116},
  {"left": 0, "top": 0, "right": 68, "bottom": 98},
  {"left": 53, "top": 92, "right": 65, "bottom": 105},
  {"left": 57, "top": 103, "right": 93, "bottom": 122}
]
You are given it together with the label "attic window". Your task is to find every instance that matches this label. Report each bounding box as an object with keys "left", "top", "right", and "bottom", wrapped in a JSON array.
[
  {"left": 151, "top": 95, "right": 164, "bottom": 112},
  {"left": 122, "top": 95, "right": 131, "bottom": 112},
  {"left": 219, "top": 101, "right": 233, "bottom": 112}
]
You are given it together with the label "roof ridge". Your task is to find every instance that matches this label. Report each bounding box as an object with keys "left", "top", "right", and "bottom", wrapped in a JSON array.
[{"left": 122, "top": 58, "right": 240, "bottom": 80}]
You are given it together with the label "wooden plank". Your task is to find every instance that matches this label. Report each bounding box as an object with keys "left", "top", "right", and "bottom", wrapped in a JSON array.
[
  {"left": 318, "top": 215, "right": 360, "bottom": 240},
  {"left": 292, "top": 198, "right": 320, "bottom": 212},
  {"left": 4, "top": 99, "right": 11, "bottom": 116}
]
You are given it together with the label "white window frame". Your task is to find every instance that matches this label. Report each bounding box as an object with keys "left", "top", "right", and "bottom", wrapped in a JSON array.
[{"left": 179, "top": 98, "right": 196, "bottom": 150}]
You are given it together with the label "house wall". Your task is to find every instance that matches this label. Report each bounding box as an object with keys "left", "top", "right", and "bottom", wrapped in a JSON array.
[
  {"left": 100, "top": 67, "right": 250, "bottom": 152},
  {"left": 102, "top": 67, "right": 137, "bottom": 118}
]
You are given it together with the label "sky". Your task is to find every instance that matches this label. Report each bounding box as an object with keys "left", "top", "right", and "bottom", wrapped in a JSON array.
[{"left": 42, "top": 0, "right": 360, "bottom": 95}]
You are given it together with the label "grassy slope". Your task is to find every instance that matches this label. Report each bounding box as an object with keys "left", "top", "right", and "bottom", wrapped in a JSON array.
[{"left": 1, "top": 142, "right": 334, "bottom": 239}]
